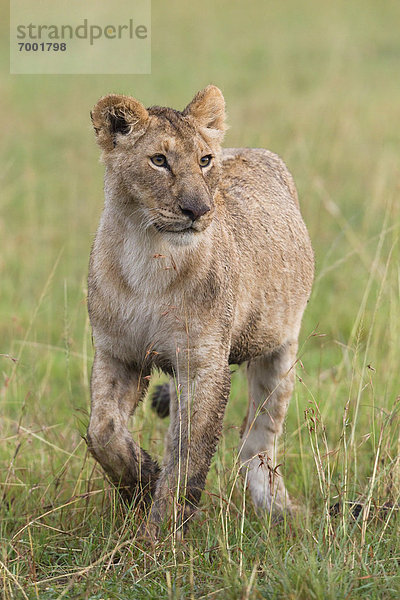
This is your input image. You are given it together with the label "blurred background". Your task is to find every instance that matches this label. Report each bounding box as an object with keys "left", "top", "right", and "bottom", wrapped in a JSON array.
[{"left": 1, "top": 0, "right": 399, "bottom": 596}]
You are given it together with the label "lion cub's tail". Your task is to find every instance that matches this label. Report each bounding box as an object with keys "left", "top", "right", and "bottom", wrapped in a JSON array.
[{"left": 151, "top": 383, "right": 170, "bottom": 418}]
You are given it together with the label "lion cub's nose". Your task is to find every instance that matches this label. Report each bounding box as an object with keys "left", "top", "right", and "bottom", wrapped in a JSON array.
[{"left": 179, "top": 202, "right": 211, "bottom": 221}]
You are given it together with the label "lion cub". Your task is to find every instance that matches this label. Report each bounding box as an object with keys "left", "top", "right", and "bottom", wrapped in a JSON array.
[{"left": 87, "top": 86, "right": 314, "bottom": 534}]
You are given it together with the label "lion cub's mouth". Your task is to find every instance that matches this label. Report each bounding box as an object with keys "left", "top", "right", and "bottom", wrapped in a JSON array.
[
  {"left": 152, "top": 217, "right": 213, "bottom": 235},
  {"left": 153, "top": 222, "right": 196, "bottom": 234}
]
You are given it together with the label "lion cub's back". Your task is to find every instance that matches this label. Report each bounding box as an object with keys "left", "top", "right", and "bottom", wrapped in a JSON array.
[
  {"left": 220, "top": 147, "right": 314, "bottom": 357},
  {"left": 220, "top": 146, "right": 312, "bottom": 269},
  {"left": 221, "top": 147, "right": 299, "bottom": 208},
  {"left": 219, "top": 147, "right": 308, "bottom": 258}
]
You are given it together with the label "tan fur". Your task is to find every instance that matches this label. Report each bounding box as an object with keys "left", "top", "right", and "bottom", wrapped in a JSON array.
[{"left": 87, "top": 86, "right": 314, "bottom": 534}]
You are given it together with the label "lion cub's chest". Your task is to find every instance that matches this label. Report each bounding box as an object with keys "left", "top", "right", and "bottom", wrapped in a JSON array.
[{"left": 92, "top": 232, "right": 184, "bottom": 366}]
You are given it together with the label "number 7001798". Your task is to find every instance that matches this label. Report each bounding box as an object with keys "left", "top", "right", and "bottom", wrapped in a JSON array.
[{"left": 18, "top": 42, "right": 67, "bottom": 51}]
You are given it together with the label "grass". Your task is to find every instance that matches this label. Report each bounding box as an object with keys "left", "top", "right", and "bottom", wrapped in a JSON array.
[{"left": 1, "top": 0, "right": 400, "bottom": 597}]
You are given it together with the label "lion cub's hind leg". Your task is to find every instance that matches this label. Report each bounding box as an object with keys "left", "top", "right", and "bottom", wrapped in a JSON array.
[{"left": 239, "top": 342, "right": 298, "bottom": 516}]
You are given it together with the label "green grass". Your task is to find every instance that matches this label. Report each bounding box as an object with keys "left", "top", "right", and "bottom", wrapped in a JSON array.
[{"left": 1, "top": 0, "right": 400, "bottom": 597}]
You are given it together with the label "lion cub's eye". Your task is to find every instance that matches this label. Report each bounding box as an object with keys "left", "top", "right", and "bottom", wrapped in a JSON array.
[
  {"left": 151, "top": 154, "right": 168, "bottom": 168},
  {"left": 199, "top": 155, "right": 212, "bottom": 168}
]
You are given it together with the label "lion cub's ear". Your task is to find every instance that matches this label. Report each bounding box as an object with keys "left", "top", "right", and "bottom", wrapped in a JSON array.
[
  {"left": 183, "top": 85, "right": 226, "bottom": 141},
  {"left": 91, "top": 94, "right": 149, "bottom": 151}
]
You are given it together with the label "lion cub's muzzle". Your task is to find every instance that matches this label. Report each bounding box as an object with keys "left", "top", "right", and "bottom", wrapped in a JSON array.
[
  {"left": 177, "top": 190, "right": 214, "bottom": 231},
  {"left": 153, "top": 207, "right": 214, "bottom": 236},
  {"left": 153, "top": 187, "right": 215, "bottom": 236}
]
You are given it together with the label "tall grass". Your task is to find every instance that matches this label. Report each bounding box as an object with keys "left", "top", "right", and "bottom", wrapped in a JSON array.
[{"left": 1, "top": 0, "right": 399, "bottom": 597}]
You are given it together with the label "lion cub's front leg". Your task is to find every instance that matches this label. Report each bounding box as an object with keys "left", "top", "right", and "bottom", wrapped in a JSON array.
[
  {"left": 148, "top": 360, "right": 231, "bottom": 534},
  {"left": 87, "top": 351, "right": 160, "bottom": 503}
]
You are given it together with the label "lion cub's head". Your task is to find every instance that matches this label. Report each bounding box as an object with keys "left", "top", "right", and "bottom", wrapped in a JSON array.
[{"left": 91, "top": 86, "right": 226, "bottom": 241}]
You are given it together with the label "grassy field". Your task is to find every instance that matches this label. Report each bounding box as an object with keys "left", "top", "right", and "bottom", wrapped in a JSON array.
[{"left": 1, "top": 0, "right": 400, "bottom": 597}]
